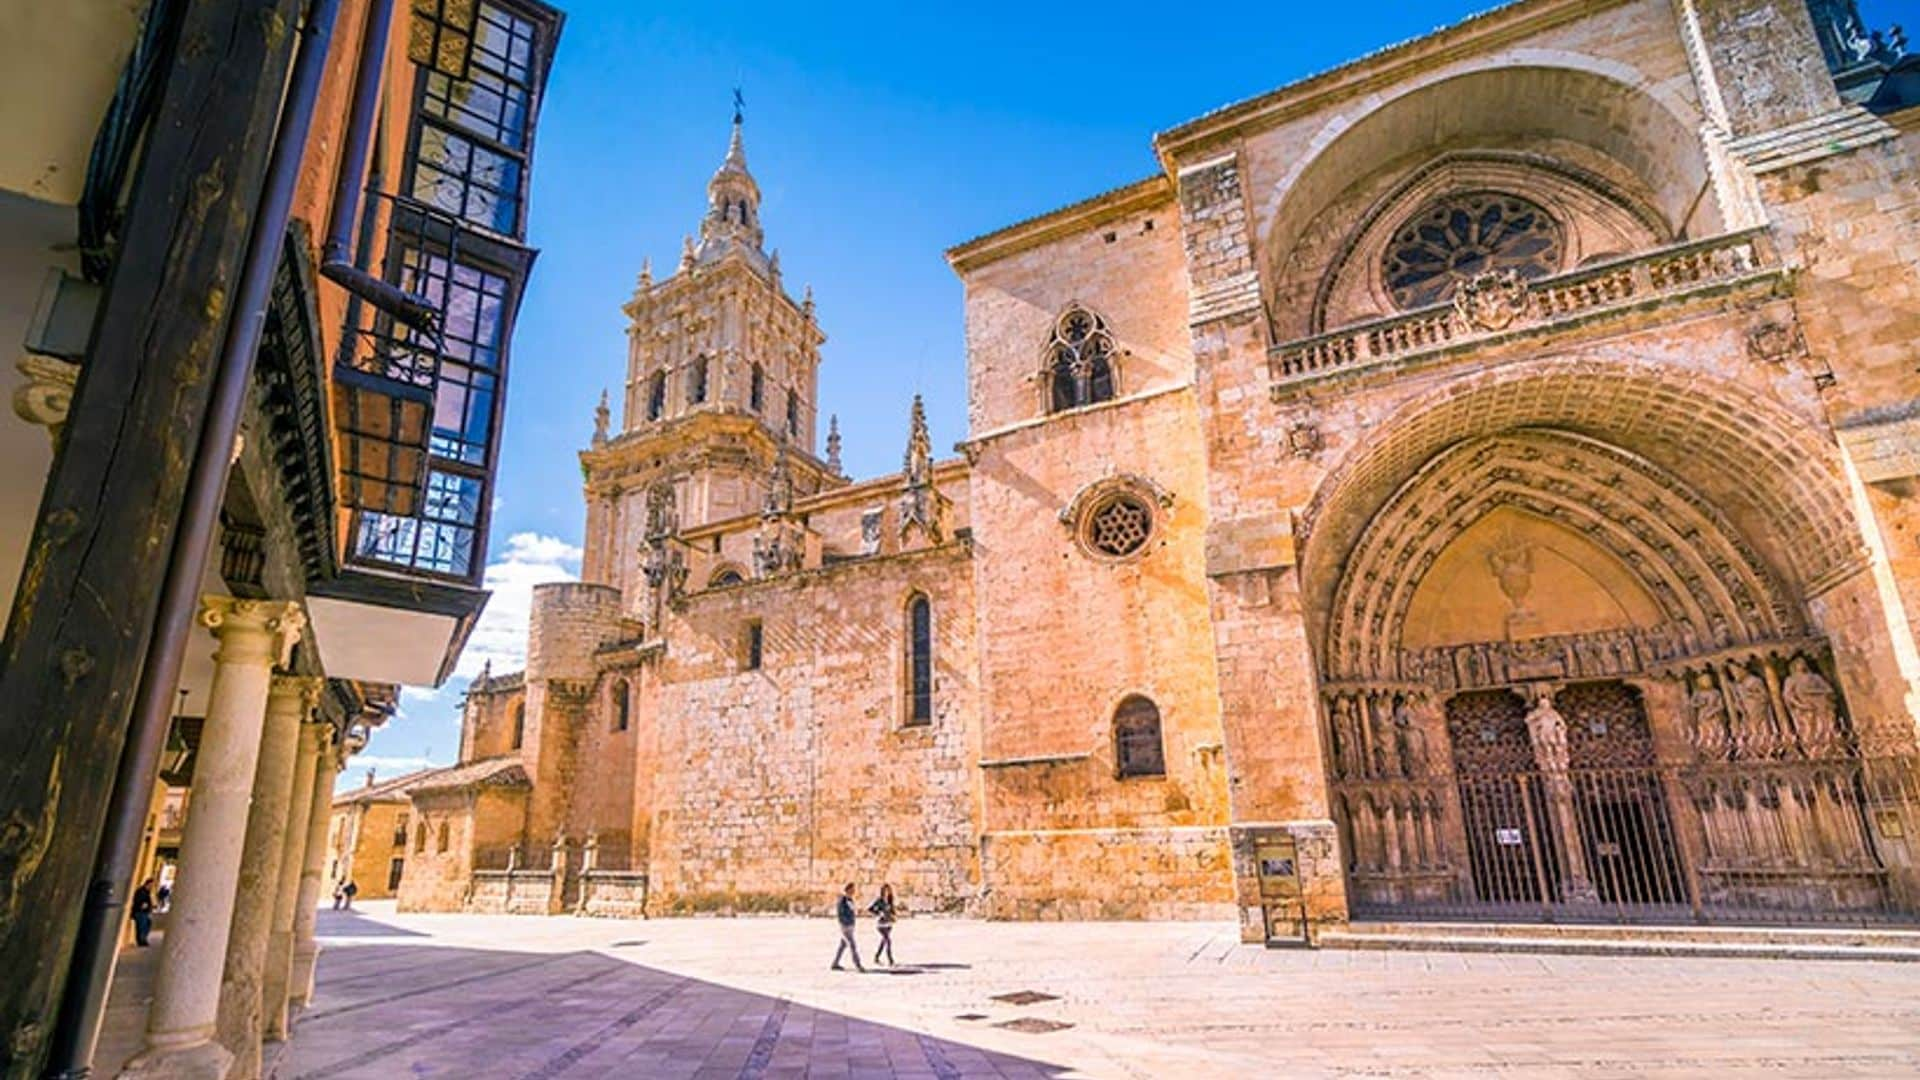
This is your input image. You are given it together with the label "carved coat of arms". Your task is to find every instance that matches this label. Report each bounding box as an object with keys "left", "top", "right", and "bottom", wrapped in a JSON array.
[{"left": 1451, "top": 270, "right": 1530, "bottom": 332}]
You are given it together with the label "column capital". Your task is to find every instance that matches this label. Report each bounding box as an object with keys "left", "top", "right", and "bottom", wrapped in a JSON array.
[
  {"left": 270, "top": 673, "right": 326, "bottom": 712},
  {"left": 198, "top": 596, "right": 305, "bottom": 668}
]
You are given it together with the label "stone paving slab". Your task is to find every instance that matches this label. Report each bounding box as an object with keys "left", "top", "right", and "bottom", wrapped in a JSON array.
[{"left": 281, "top": 904, "right": 1920, "bottom": 1078}]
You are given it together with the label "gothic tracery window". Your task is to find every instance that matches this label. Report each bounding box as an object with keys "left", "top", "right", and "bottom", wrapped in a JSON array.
[
  {"left": 1086, "top": 493, "right": 1153, "bottom": 558},
  {"left": 1045, "top": 304, "right": 1117, "bottom": 413},
  {"left": 1382, "top": 191, "right": 1564, "bottom": 310},
  {"left": 1114, "top": 695, "right": 1166, "bottom": 778},
  {"left": 510, "top": 702, "right": 525, "bottom": 749},
  {"left": 906, "top": 594, "right": 933, "bottom": 726}
]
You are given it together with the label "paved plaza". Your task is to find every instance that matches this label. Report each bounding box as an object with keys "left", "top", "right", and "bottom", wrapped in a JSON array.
[{"left": 268, "top": 903, "right": 1920, "bottom": 1079}]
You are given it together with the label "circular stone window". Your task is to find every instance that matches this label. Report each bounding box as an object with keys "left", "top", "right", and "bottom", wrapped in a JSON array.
[
  {"left": 1083, "top": 493, "right": 1154, "bottom": 559},
  {"left": 1382, "top": 191, "right": 1564, "bottom": 310}
]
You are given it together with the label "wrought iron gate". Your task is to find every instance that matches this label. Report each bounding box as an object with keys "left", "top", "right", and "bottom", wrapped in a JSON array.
[{"left": 1337, "top": 678, "right": 1920, "bottom": 925}]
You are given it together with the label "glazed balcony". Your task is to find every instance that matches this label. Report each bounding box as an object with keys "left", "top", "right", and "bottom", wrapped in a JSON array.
[{"left": 1268, "top": 228, "right": 1785, "bottom": 397}]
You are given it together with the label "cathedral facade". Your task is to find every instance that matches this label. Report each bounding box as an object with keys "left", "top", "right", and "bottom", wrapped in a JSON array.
[{"left": 389, "top": 0, "right": 1920, "bottom": 940}]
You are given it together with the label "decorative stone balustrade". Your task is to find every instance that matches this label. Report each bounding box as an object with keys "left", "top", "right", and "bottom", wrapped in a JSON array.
[{"left": 1269, "top": 228, "right": 1780, "bottom": 393}]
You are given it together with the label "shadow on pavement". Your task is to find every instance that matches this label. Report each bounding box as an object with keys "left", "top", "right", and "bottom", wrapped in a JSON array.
[
  {"left": 289, "top": 942, "right": 1072, "bottom": 1079},
  {"left": 314, "top": 907, "right": 429, "bottom": 937}
]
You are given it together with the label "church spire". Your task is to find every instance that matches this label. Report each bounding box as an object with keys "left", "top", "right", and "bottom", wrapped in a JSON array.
[{"left": 697, "top": 97, "right": 764, "bottom": 263}]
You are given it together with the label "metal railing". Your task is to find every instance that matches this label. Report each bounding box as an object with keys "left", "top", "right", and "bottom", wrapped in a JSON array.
[
  {"left": 1270, "top": 228, "right": 1781, "bottom": 391},
  {"left": 1343, "top": 754, "right": 1920, "bottom": 926}
]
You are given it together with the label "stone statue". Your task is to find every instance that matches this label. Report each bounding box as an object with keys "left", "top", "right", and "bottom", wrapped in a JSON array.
[
  {"left": 1782, "top": 657, "right": 1841, "bottom": 749},
  {"left": 1368, "top": 697, "right": 1396, "bottom": 776},
  {"left": 1523, "top": 688, "right": 1570, "bottom": 776},
  {"left": 592, "top": 389, "right": 610, "bottom": 445},
  {"left": 1392, "top": 695, "right": 1431, "bottom": 778},
  {"left": 1727, "top": 663, "right": 1779, "bottom": 752},
  {"left": 1687, "top": 672, "right": 1729, "bottom": 751},
  {"left": 1331, "top": 696, "right": 1366, "bottom": 779}
]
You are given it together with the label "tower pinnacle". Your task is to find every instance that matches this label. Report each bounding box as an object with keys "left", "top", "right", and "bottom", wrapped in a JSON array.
[{"left": 698, "top": 105, "right": 764, "bottom": 263}]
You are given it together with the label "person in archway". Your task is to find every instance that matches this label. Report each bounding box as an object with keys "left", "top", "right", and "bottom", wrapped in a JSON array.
[
  {"left": 130, "top": 877, "right": 156, "bottom": 947},
  {"left": 830, "top": 882, "right": 865, "bottom": 972},
  {"left": 868, "top": 883, "right": 898, "bottom": 966}
]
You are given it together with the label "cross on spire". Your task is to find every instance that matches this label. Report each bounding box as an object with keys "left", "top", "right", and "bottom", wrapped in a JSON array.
[{"left": 732, "top": 86, "right": 745, "bottom": 124}]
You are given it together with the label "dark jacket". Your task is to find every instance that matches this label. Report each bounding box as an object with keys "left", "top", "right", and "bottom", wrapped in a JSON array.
[
  {"left": 867, "top": 896, "right": 896, "bottom": 926},
  {"left": 835, "top": 894, "right": 856, "bottom": 926},
  {"left": 131, "top": 886, "right": 154, "bottom": 917}
]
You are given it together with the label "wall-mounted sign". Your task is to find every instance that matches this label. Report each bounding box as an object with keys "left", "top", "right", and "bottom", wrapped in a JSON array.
[{"left": 1495, "top": 827, "right": 1524, "bottom": 846}]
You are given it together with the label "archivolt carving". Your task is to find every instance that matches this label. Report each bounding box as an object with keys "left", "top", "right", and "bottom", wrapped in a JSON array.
[{"left": 1323, "top": 429, "right": 1800, "bottom": 680}]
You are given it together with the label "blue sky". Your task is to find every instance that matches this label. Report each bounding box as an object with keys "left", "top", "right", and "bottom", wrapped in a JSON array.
[{"left": 349, "top": 0, "right": 1907, "bottom": 783}]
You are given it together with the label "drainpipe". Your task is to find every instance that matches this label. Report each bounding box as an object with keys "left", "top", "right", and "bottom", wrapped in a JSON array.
[
  {"left": 317, "top": 0, "right": 438, "bottom": 332},
  {"left": 42, "top": 0, "right": 343, "bottom": 1074}
]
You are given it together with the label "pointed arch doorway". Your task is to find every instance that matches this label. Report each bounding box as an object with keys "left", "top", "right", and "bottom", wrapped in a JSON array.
[{"left": 1310, "top": 419, "right": 1919, "bottom": 926}]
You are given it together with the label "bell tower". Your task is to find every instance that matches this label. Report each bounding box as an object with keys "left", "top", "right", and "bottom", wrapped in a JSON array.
[{"left": 580, "top": 106, "right": 839, "bottom": 611}]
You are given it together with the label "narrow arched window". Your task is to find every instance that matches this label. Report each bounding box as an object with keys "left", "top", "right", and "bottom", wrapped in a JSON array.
[
  {"left": 750, "top": 363, "right": 765, "bottom": 412},
  {"left": 415, "top": 822, "right": 428, "bottom": 853},
  {"left": 611, "top": 678, "right": 630, "bottom": 732},
  {"left": 785, "top": 390, "right": 799, "bottom": 438},
  {"left": 436, "top": 822, "right": 450, "bottom": 853},
  {"left": 689, "top": 356, "right": 710, "bottom": 405},
  {"left": 906, "top": 594, "right": 933, "bottom": 726},
  {"left": 510, "top": 702, "right": 525, "bottom": 750},
  {"left": 646, "top": 372, "right": 666, "bottom": 421},
  {"left": 1114, "top": 695, "right": 1165, "bottom": 778},
  {"left": 1045, "top": 304, "right": 1117, "bottom": 414}
]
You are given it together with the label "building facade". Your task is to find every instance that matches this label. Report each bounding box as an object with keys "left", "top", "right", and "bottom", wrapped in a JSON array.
[
  {"left": 393, "top": 0, "right": 1920, "bottom": 942},
  {"left": 0, "top": 0, "right": 560, "bottom": 1075}
]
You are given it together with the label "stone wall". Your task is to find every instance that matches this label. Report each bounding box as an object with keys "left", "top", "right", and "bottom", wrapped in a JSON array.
[
  {"left": 977, "top": 827, "right": 1234, "bottom": 920},
  {"left": 644, "top": 543, "right": 980, "bottom": 916},
  {"left": 957, "top": 203, "right": 1233, "bottom": 914}
]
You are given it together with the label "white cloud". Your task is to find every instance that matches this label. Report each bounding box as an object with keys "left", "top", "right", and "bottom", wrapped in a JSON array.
[{"left": 455, "top": 531, "right": 583, "bottom": 678}]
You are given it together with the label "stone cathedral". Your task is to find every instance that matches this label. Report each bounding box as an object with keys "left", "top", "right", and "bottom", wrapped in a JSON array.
[{"left": 375, "top": 0, "right": 1920, "bottom": 941}]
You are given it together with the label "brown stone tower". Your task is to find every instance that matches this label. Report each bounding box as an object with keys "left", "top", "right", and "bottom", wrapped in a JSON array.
[{"left": 580, "top": 109, "right": 839, "bottom": 618}]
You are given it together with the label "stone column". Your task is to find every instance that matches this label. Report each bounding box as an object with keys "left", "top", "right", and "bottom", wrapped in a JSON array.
[
  {"left": 287, "top": 731, "right": 340, "bottom": 1012},
  {"left": 123, "top": 598, "right": 303, "bottom": 1080},
  {"left": 263, "top": 711, "right": 326, "bottom": 1039},
  {"left": 214, "top": 674, "right": 318, "bottom": 1077}
]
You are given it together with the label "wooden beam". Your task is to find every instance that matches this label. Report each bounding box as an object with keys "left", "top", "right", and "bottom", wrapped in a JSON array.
[{"left": 0, "top": 1, "right": 301, "bottom": 1073}]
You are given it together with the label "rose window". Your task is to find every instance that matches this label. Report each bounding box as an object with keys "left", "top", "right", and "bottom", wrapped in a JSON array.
[
  {"left": 1086, "top": 494, "right": 1152, "bottom": 558},
  {"left": 1382, "top": 192, "right": 1564, "bottom": 310}
]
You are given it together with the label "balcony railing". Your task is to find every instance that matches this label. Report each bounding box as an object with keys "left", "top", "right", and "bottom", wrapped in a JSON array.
[{"left": 1269, "top": 228, "right": 1783, "bottom": 395}]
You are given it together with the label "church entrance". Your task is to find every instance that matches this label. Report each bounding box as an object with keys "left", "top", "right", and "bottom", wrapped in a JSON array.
[
  {"left": 1442, "top": 681, "right": 1686, "bottom": 920},
  {"left": 1309, "top": 418, "right": 1920, "bottom": 928}
]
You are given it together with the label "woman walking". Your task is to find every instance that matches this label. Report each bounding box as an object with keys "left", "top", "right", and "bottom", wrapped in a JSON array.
[{"left": 868, "top": 883, "right": 898, "bottom": 966}]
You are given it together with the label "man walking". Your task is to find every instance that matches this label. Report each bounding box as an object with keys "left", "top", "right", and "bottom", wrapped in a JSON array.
[
  {"left": 130, "top": 878, "right": 155, "bottom": 947},
  {"left": 830, "top": 882, "right": 865, "bottom": 972}
]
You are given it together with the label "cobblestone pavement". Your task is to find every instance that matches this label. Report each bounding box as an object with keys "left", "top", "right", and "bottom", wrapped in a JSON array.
[{"left": 284, "top": 904, "right": 1920, "bottom": 1079}]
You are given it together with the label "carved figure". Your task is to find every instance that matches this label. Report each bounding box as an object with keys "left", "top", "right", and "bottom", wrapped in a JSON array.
[
  {"left": 1523, "top": 688, "right": 1570, "bottom": 775},
  {"left": 1782, "top": 657, "right": 1841, "bottom": 749},
  {"left": 1727, "top": 663, "right": 1779, "bottom": 752},
  {"left": 592, "top": 389, "right": 610, "bottom": 445},
  {"left": 1392, "top": 695, "right": 1431, "bottom": 778},
  {"left": 1331, "top": 696, "right": 1366, "bottom": 779},
  {"left": 1687, "top": 672, "right": 1729, "bottom": 751}
]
